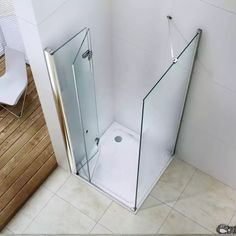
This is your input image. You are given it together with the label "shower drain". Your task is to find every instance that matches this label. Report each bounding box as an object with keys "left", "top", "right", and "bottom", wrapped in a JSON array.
[{"left": 114, "top": 136, "right": 122, "bottom": 143}]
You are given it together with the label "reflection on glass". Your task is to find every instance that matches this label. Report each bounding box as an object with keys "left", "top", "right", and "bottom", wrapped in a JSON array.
[
  {"left": 51, "top": 28, "right": 92, "bottom": 181},
  {"left": 135, "top": 31, "right": 201, "bottom": 210},
  {"left": 72, "top": 30, "right": 100, "bottom": 180}
]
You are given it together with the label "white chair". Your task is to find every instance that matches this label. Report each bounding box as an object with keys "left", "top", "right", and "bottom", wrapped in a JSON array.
[{"left": 0, "top": 46, "right": 28, "bottom": 118}]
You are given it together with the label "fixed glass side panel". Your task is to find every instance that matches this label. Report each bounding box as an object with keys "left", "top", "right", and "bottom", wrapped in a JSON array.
[
  {"left": 72, "top": 30, "right": 100, "bottom": 179},
  {"left": 45, "top": 28, "right": 91, "bottom": 180},
  {"left": 135, "top": 30, "right": 202, "bottom": 210}
]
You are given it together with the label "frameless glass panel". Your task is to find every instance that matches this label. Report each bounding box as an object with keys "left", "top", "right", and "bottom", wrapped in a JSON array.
[
  {"left": 48, "top": 28, "right": 91, "bottom": 180},
  {"left": 135, "top": 30, "right": 202, "bottom": 210},
  {"left": 72, "top": 30, "right": 100, "bottom": 179}
]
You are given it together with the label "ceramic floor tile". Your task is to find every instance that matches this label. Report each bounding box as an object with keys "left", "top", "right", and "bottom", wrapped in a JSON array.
[
  {"left": 0, "top": 227, "right": 13, "bottom": 234},
  {"left": 140, "top": 195, "right": 162, "bottom": 210},
  {"left": 18, "top": 186, "right": 53, "bottom": 219},
  {"left": 159, "top": 209, "right": 212, "bottom": 234},
  {"left": 151, "top": 158, "right": 196, "bottom": 206},
  {"left": 6, "top": 186, "right": 53, "bottom": 233},
  {"left": 99, "top": 201, "right": 171, "bottom": 234},
  {"left": 24, "top": 195, "right": 95, "bottom": 234},
  {"left": 90, "top": 223, "right": 112, "bottom": 234},
  {"left": 174, "top": 170, "right": 236, "bottom": 232},
  {"left": 57, "top": 175, "right": 112, "bottom": 221},
  {"left": 42, "top": 167, "right": 70, "bottom": 193},
  {"left": 6, "top": 211, "right": 32, "bottom": 234},
  {"left": 229, "top": 211, "right": 236, "bottom": 225}
]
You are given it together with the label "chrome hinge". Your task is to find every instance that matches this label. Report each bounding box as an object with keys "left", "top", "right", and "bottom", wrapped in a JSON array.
[
  {"left": 82, "top": 50, "right": 93, "bottom": 60},
  {"left": 95, "top": 137, "right": 100, "bottom": 146}
]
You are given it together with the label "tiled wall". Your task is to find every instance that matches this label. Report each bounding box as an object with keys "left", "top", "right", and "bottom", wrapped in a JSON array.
[
  {"left": 13, "top": 0, "right": 114, "bottom": 170},
  {"left": 172, "top": 0, "right": 236, "bottom": 189},
  {"left": 112, "top": 0, "right": 236, "bottom": 189},
  {"left": 13, "top": 0, "right": 236, "bottom": 188},
  {"left": 112, "top": 0, "right": 174, "bottom": 133},
  {"left": 35, "top": 0, "right": 114, "bottom": 135}
]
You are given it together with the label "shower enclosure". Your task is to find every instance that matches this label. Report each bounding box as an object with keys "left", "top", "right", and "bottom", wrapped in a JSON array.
[{"left": 44, "top": 27, "right": 202, "bottom": 211}]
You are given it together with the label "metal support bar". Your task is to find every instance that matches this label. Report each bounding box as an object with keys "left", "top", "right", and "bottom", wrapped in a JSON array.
[{"left": 167, "top": 15, "right": 178, "bottom": 63}]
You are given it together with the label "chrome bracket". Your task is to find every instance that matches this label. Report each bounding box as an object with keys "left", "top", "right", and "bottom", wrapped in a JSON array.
[
  {"left": 217, "top": 224, "right": 236, "bottom": 234},
  {"left": 82, "top": 50, "right": 93, "bottom": 60},
  {"left": 167, "top": 15, "right": 178, "bottom": 64}
]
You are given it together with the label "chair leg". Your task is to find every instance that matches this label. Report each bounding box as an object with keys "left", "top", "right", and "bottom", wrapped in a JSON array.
[{"left": 0, "top": 85, "right": 28, "bottom": 118}]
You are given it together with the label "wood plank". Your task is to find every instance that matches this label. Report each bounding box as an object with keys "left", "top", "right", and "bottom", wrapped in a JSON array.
[
  {"left": 0, "top": 143, "right": 53, "bottom": 206},
  {"left": 0, "top": 136, "right": 50, "bottom": 187},
  {"left": 0, "top": 114, "right": 45, "bottom": 169},
  {"left": 0, "top": 104, "right": 42, "bottom": 152},
  {"left": 0, "top": 56, "right": 57, "bottom": 230},
  {"left": 0, "top": 155, "right": 57, "bottom": 231},
  {"left": 0, "top": 94, "right": 41, "bottom": 143},
  {"left": 0, "top": 126, "right": 48, "bottom": 182}
]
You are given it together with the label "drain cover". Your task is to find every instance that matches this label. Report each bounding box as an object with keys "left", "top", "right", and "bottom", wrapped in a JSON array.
[{"left": 114, "top": 136, "right": 122, "bottom": 143}]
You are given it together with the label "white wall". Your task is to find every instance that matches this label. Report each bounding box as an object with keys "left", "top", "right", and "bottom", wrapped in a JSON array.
[
  {"left": 35, "top": 0, "right": 114, "bottom": 135},
  {"left": 12, "top": 0, "right": 70, "bottom": 170},
  {"left": 13, "top": 0, "right": 236, "bottom": 189},
  {"left": 171, "top": 0, "right": 236, "bottom": 189},
  {"left": 12, "top": 0, "right": 114, "bottom": 170},
  {"left": 112, "top": 0, "right": 175, "bottom": 133},
  {"left": 112, "top": 0, "right": 236, "bottom": 189}
]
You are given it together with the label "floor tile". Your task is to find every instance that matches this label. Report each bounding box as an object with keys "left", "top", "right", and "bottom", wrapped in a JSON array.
[
  {"left": 57, "top": 175, "right": 112, "bottom": 221},
  {"left": 174, "top": 170, "right": 236, "bottom": 232},
  {"left": 159, "top": 209, "right": 211, "bottom": 234},
  {"left": 90, "top": 223, "right": 112, "bottom": 234},
  {"left": 6, "top": 186, "right": 53, "bottom": 233},
  {"left": 42, "top": 167, "right": 70, "bottom": 193},
  {"left": 151, "top": 158, "right": 196, "bottom": 206},
  {"left": 99, "top": 200, "right": 171, "bottom": 234},
  {"left": 18, "top": 186, "right": 53, "bottom": 219},
  {"left": 0, "top": 227, "right": 13, "bottom": 234},
  {"left": 6, "top": 212, "right": 32, "bottom": 234},
  {"left": 140, "top": 195, "right": 162, "bottom": 210},
  {"left": 229, "top": 211, "right": 236, "bottom": 225},
  {"left": 24, "top": 195, "right": 96, "bottom": 234}
]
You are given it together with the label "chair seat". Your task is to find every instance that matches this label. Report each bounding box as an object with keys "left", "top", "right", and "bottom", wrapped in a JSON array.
[{"left": 0, "top": 47, "right": 27, "bottom": 106}]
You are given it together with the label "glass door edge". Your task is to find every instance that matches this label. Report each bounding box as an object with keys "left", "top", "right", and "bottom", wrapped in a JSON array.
[
  {"left": 44, "top": 48, "right": 77, "bottom": 174},
  {"left": 134, "top": 29, "right": 202, "bottom": 210}
]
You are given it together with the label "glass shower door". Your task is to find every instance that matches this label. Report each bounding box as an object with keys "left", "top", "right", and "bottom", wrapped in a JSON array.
[
  {"left": 135, "top": 29, "right": 202, "bottom": 210},
  {"left": 72, "top": 30, "right": 100, "bottom": 181}
]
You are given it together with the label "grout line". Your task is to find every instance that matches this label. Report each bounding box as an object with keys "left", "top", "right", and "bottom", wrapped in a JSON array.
[
  {"left": 91, "top": 201, "right": 114, "bottom": 234},
  {"left": 199, "top": 0, "right": 236, "bottom": 16},
  {"left": 194, "top": 59, "right": 236, "bottom": 97},
  {"left": 37, "top": 0, "right": 68, "bottom": 27},
  {"left": 22, "top": 190, "right": 56, "bottom": 234},
  {"left": 171, "top": 168, "right": 216, "bottom": 233},
  {"left": 55, "top": 193, "right": 97, "bottom": 224},
  {"left": 228, "top": 208, "right": 236, "bottom": 226},
  {"left": 156, "top": 201, "right": 173, "bottom": 233},
  {"left": 156, "top": 168, "right": 197, "bottom": 234},
  {"left": 22, "top": 169, "right": 71, "bottom": 233},
  {"left": 54, "top": 171, "right": 71, "bottom": 194},
  {"left": 42, "top": 168, "right": 71, "bottom": 194},
  {"left": 172, "top": 168, "right": 197, "bottom": 209},
  {"left": 173, "top": 208, "right": 215, "bottom": 234}
]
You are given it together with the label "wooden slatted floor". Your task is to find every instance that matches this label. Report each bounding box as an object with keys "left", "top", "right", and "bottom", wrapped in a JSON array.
[{"left": 0, "top": 56, "right": 57, "bottom": 230}]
